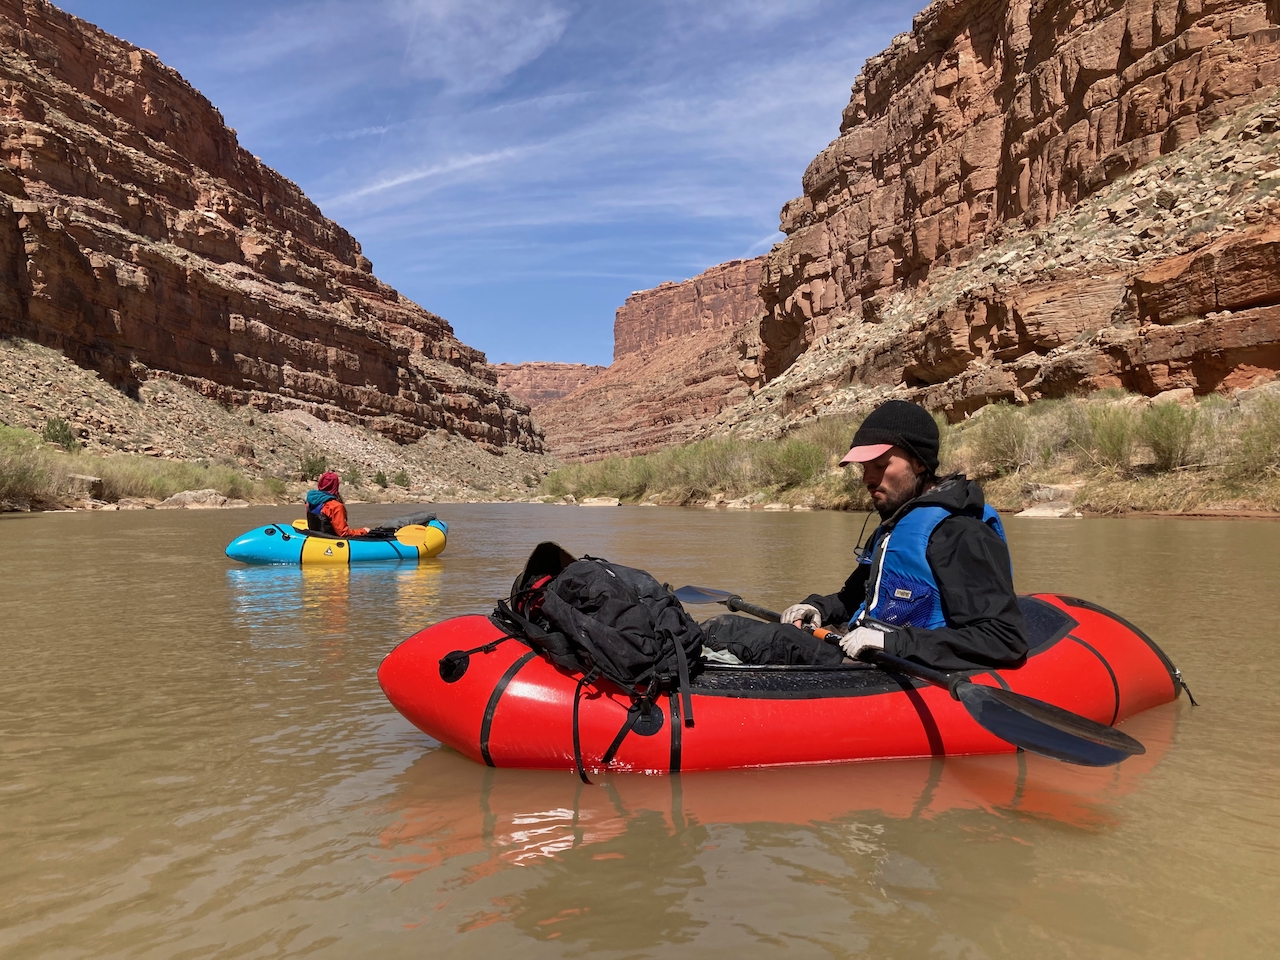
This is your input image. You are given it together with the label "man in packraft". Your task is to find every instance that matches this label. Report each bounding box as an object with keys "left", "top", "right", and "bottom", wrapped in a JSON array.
[{"left": 702, "top": 400, "right": 1028, "bottom": 670}]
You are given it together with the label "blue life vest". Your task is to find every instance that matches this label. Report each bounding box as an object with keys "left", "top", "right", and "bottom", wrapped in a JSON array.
[{"left": 852, "top": 503, "right": 1008, "bottom": 630}]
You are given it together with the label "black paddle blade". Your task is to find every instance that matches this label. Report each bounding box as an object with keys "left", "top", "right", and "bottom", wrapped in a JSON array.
[
  {"left": 674, "top": 585, "right": 738, "bottom": 605},
  {"left": 956, "top": 684, "right": 1145, "bottom": 767}
]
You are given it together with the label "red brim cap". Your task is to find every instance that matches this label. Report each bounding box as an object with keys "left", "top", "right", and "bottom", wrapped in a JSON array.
[{"left": 839, "top": 443, "right": 894, "bottom": 465}]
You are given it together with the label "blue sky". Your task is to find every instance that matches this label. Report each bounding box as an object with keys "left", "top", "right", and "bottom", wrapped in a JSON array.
[{"left": 58, "top": 1, "right": 914, "bottom": 365}]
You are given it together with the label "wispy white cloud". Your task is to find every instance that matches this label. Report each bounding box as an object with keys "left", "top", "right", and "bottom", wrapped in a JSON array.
[
  {"left": 59, "top": 0, "right": 912, "bottom": 363},
  {"left": 322, "top": 146, "right": 533, "bottom": 205},
  {"left": 313, "top": 124, "right": 395, "bottom": 143},
  {"left": 658, "top": 0, "right": 826, "bottom": 33},
  {"left": 389, "top": 0, "right": 570, "bottom": 92}
]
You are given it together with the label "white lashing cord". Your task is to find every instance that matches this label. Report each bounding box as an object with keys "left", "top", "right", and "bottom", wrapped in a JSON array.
[{"left": 864, "top": 532, "right": 891, "bottom": 624}]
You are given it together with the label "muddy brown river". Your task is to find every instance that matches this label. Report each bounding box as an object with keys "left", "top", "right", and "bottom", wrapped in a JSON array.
[{"left": 2, "top": 504, "right": 1278, "bottom": 958}]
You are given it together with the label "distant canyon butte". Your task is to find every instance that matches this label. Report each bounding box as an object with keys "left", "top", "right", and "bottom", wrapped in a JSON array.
[{"left": 3, "top": 0, "right": 1280, "bottom": 469}]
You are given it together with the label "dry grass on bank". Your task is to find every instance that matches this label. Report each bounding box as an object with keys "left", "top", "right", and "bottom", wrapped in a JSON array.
[
  {"left": 543, "top": 416, "right": 874, "bottom": 509},
  {"left": 542, "top": 389, "right": 1280, "bottom": 514},
  {"left": 0, "top": 424, "right": 286, "bottom": 509}
]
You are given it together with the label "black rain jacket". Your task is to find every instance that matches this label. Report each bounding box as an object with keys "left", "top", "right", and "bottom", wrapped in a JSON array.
[{"left": 804, "top": 476, "right": 1028, "bottom": 671}]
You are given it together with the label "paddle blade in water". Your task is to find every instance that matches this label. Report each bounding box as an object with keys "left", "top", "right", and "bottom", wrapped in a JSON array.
[{"left": 956, "top": 684, "right": 1144, "bottom": 767}]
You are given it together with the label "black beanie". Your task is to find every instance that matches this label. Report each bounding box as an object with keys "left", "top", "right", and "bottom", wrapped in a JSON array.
[{"left": 845, "top": 400, "right": 940, "bottom": 473}]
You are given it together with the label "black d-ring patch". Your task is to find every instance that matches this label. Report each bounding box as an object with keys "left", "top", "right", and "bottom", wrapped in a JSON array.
[
  {"left": 631, "top": 701, "right": 665, "bottom": 737},
  {"left": 439, "top": 651, "right": 470, "bottom": 683}
]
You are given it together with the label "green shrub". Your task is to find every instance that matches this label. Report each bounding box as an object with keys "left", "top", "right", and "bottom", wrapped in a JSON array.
[
  {"left": 374, "top": 470, "right": 388, "bottom": 488},
  {"left": 785, "top": 413, "right": 865, "bottom": 462},
  {"left": 299, "top": 450, "right": 328, "bottom": 480},
  {"left": 933, "top": 413, "right": 959, "bottom": 473},
  {"left": 754, "top": 438, "right": 827, "bottom": 488},
  {"left": 391, "top": 469, "right": 411, "bottom": 488},
  {"left": 0, "top": 442, "right": 50, "bottom": 501},
  {"left": 42, "top": 417, "right": 80, "bottom": 453},
  {"left": 1140, "top": 402, "right": 1199, "bottom": 471},
  {"left": 96, "top": 457, "right": 254, "bottom": 502},
  {"left": 969, "top": 404, "right": 1032, "bottom": 475},
  {"left": 1230, "top": 396, "right": 1280, "bottom": 475},
  {"left": 1087, "top": 404, "right": 1137, "bottom": 470},
  {"left": 341, "top": 465, "right": 362, "bottom": 487}
]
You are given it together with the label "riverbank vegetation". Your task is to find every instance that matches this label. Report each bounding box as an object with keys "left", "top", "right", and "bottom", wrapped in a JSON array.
[
  {"left": 542, "top": 389, "right": 1280, "bottom": 514},
  {"left": 0, "top": 423, "right": 285, "bottom": 509}
]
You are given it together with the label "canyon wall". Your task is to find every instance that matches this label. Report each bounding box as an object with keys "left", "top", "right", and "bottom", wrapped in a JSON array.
[
  {"left": 613, "top": 258, "right": 764, "bottom": 360},
  {"left": 755, "top": 0, "right": 1280, "bottom": 400},
  {"left": 535, "top": 258, "right": 764, "bottom": 460},
  {"left": 0, "top": 0, "right": 542, "bottom": 452},
  {"left": 492, "top": 361, "right": 605, "bottom": 406},
  {"left": 719, "top": 96, "right": 1280, "bottom": 435}
]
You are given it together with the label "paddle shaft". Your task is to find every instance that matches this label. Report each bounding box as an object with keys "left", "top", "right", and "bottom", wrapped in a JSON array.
[{"left": 722, "top": 595, "right": 789, "bottom": 624}]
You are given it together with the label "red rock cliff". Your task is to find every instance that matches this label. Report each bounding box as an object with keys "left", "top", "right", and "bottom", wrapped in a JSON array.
[
  {"left": 613, "top": 258, "right": 765, "bottom": 360},
  {"left": 0, "top": 0, "right": 542, "bottom": 452},
  {"left": 536, "top": 258, "right": 765, "bottom": 460},
  {"left": 760, "top": 0, "right": 1280, "bottom": 382},
  {"left": 492, "top": 362, "right": 605, "bottom": 406}
]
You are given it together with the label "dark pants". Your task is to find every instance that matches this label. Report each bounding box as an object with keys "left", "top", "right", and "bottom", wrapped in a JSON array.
[{"left": 701, "top": 614, "right": 846, "bottom": 666}]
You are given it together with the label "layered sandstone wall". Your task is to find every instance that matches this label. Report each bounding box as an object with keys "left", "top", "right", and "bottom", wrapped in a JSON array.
[
  {"left": 536, "top": 259, "right": 765, "bottom": 459},
  {"left": 0, "top": 0, "right": 542, "bottom": 452},
  {"left": 760, "top": 0, "right": 1280, "bottom": 381},
  {"left": 613, "top": 257, "right": 764, "bottom": 360},
  {"left": 716, "top": 96, "right": 1280, "bottom": 435},
  {"left": 492, "top": 361, "right": 605, "bottom": 406},
  {"left": 534, "top": 334, "right": 753, "bottom": 461}
]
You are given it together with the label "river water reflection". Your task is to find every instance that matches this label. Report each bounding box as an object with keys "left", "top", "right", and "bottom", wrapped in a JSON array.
[{"left": 1, "top": 503, "right": 1277, "bottom": 958}]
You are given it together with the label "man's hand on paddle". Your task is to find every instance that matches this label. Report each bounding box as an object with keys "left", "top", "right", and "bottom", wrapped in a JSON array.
[
  {"left": 839, "top": 626, "right": 887, "bottom": 659},
  {"left": 781, "top": 603, "right": 821, "bottom": 629}
]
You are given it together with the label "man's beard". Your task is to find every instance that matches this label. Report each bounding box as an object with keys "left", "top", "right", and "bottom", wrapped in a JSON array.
[{"left": 873, "top": 477, "right": 925, "bottom": 519}]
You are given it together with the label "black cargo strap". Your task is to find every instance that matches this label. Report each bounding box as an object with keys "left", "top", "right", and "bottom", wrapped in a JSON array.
[
  {"left": 438, "top": 635, "right": 516, "bottom": 683},
  {"left": 673, "top": 638, "right": 695, "bottom": 728},
  {"left": 668, "top": 692, "right": 682, "bottom": 773},
  {"left": 601, "top": 706, "right": 642, "bottom": 766},
  {"left": 600, "top": 641, "right": 695, "bottom": 771},
  {"left": 572, "top": 667, "right": 601, "bottom": 785},
  {"left": 479, "top": 651, "right": 536, "bottom": 767},
  {"left": 444, "top": 634, "right": 514, "bottom": 663}
]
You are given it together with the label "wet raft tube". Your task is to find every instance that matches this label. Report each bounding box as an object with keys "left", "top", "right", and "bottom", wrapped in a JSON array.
[
  {"left": 378, "top": 595, "right": 1182, "bottom": 774},
  {"left": 226, "top": 519, "right": 447, "bottom": 565}
]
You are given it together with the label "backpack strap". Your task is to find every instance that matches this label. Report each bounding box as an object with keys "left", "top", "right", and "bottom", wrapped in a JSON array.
[
  {"left": 572, "top": 667, "right": 601, "bottom": 785},
  {"left": 673, "top": 636, "right": 695, "bottom": 728},
  {"left": 493, "top": 600, "right": 581, "bottom": 675},
  {"left": 601, "top": 703, "right": 645, "bottom": 766},
  {"left": 600, "top": 696, "right": 665, "bottom": 766}
]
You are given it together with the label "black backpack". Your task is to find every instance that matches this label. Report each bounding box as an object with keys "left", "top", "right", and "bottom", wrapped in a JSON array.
[{"left": 494, "top": 542, "right": 702, "bottom": 781}]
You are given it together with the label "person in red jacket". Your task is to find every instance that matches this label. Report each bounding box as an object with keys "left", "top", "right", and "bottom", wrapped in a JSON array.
[{"left": 305, "top": 472, "right": 369, "bottom": 537}]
